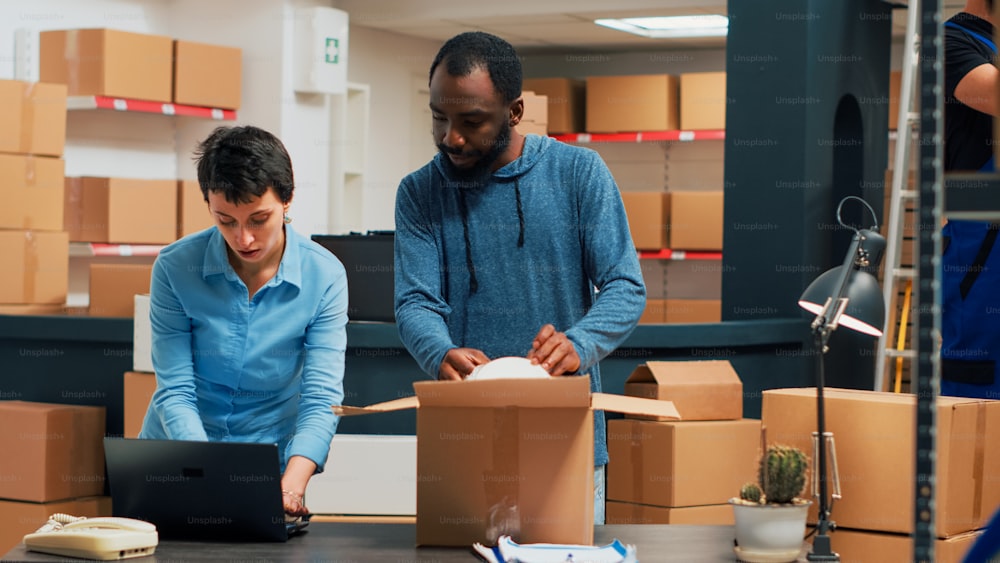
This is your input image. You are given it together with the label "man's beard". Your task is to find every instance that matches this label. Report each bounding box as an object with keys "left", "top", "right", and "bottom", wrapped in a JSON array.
[{"left": 437, "top": 121, "right": 511, "bottom": 185}]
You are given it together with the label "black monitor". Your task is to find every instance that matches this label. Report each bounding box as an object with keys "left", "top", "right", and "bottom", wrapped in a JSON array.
[{"left": 311, "top": 232, "right": 395, "bottom": 323}]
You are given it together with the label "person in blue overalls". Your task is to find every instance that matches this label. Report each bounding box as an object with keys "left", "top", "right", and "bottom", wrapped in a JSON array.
[
  {"left": 944, "top": 3, "right": 1000, "bottom": 562},
  {"left": 942, "top": 0, "right": 1000, "bottom": 400}
]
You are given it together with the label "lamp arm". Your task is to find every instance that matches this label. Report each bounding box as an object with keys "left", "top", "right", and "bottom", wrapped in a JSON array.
[{"left": 811, "top": 232, "right": 864, "bottom": 338}]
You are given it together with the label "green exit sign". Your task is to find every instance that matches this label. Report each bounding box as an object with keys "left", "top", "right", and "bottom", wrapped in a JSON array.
[{"left": 325, "top": 38, "right": 339, "bottom": 64}]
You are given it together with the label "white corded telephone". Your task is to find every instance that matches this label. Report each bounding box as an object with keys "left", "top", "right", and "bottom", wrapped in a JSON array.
[{"left": 22, "top": 513, "right": 158, "bottom": 560}]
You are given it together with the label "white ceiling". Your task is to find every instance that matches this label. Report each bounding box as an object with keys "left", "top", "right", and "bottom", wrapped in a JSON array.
[{"left": 330, "top": 0, "right": 968, "bottom": 53}]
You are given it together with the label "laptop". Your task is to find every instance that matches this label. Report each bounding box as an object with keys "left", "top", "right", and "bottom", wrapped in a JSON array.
[
  {"left": 311, "top": 231, "right": 395, "bottom": 322},
  {"left": 103, "top": 437, "right": 309, "bottom": 542}
]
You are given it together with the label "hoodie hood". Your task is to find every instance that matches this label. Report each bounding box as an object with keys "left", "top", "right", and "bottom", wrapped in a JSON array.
[{"left": 430, "top": 132, "right": 553, "bottom": 185}]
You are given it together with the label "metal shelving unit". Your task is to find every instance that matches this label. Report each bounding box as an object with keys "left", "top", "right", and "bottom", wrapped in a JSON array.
[{"left": 915, "top": 0, "right": 942, "bottom": 559}]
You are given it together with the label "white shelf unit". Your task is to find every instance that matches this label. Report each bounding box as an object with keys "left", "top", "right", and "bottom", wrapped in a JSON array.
[{"left": 328, "top": 82, "right": 370, "bottom": 234}]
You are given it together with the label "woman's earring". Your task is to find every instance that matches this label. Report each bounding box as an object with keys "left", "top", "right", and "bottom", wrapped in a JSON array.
[{"left": 283, "top": 214, "right": 292, "bottom": 224}]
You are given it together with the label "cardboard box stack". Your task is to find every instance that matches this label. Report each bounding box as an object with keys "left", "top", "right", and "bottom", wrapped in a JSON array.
[
  {"left": 0, "top": 79, "right": 70, "bottom": 314},
  {"left": 336, "top": 376, "right": 681, "bottom": 546},
  {"left": 762, "top": 388, "right": 1000, "bottom": 563},
  {"left": 522, "top": 78, "right": 585, "bottom": 134},
  {"left": 517, "top": 90, "right": 548, "bottom": 136},
  {"left": 0, "top": 401, "right": 111, "bottom": 553},
  {"left": 606, "top": 360, "right": 759, "bottom": 525}
]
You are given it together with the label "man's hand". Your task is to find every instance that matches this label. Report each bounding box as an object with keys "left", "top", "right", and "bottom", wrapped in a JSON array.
[
  {"left": 439, "top": 348, "right": 490, "bottom": 380},
  {"left": 527, "top": 324, "right": 581, "bottom": 376}
]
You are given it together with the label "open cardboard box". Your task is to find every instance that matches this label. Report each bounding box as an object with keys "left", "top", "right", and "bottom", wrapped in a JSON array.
[
  {"left": 334, "top": 376, "right": 680, "bottom": 547},
  {"left": 624, "top": 360, "right": 742, "bottom": 421}
]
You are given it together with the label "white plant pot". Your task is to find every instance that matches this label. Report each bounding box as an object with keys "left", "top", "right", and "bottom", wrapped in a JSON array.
[{"left": 730, "top": 499, "right": 811, "bottom": 563}]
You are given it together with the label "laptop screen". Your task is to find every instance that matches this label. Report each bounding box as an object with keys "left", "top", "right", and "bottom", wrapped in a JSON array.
[
  {"left": 103, "top": 438, "right": 303, "bottom": 542},
  {"left": 311, "top": 232, "right": 395, "bottom": 323}
]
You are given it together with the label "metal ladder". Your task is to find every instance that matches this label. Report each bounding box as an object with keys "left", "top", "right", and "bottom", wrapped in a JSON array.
[{"left": 874, "top": 1, "right": 921, "bottom": 394}]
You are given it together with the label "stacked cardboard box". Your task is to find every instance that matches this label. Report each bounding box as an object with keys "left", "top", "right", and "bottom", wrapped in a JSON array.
[
  {"left": 762, "top": 388, "right": 1000, "bottom": 563},
  {"left": 0, "top": 80, "right": 69, "bottom": 311},
  {"left": 522, "top": 78, "right": 585, "bottom": 134},
  {"left": 607, "top": 361, "right": 758, "bottom": 525},
  {"left": 40, "top": 29, "right": 242, "bottom": 110},
  {"left": 0, "top": 401, "right": 111, "bottom": 553},
  {"left": 517, "top": 91, "right": 548, "bottom": 136}
]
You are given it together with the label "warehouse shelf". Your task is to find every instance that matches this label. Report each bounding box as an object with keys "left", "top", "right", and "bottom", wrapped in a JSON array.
[
  {"left": 638, "top": 249, "right": 722, "bottom": 260},
  {"left": 69, "top": 242, "right": 165, "bottom": 258},
  {"left": 66, "top": 95, "right": 237, "bottom": 120},
  {"left": 551, "top": 129, "right": 725, "bottom": 143}
]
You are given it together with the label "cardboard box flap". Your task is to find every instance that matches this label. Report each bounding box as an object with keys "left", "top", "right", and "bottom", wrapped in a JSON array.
[
  {"left": 333, "top": 395, "right": 418, "bottom": 416},
  {"left": 627, "top": 360, "right": 739, "bottom": 385},
  {"left": 592, "top": 393, "right": 680, "bottom": 419},
  {"left": 769, "top": 386, "right": 993, "bottom": 407},
  {"left": 414, "top": 377, "right": 591, "bottom": 408}
]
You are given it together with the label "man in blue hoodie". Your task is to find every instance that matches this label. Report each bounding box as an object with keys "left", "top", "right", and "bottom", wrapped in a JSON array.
[{"left": 393, "top": 31, "right": 646, "bottom": 525}]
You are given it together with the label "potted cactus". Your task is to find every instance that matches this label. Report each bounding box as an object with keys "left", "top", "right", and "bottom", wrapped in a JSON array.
[{"left": 729, "top": 444, "right": 812, "bottom": 563}]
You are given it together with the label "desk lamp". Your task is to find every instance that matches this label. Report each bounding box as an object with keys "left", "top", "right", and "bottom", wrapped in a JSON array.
[{"left": 797, "top": 195, "right": 886, "bottom": 561}]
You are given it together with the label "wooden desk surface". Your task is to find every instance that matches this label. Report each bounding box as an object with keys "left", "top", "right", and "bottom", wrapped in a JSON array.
[{"left": 3, "top": 522, "right": 755, "bottom": 562}]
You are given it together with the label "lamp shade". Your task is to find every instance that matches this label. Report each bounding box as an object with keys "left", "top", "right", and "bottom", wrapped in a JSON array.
[{"left": 798, "top": 265, "right": 885, "bottom": 337}]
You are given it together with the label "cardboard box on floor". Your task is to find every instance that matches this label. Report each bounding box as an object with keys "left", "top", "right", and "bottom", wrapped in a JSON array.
[
  {"left": 624, "top": 360, "right": 742, "bottom": 421},
  {"left": 607, "top": 418, "right": 760, "bottom": 508},
  {"left": 334, "top": 376, "right": 680, "bottom": 547},
  {"left": 0, "top": 401, "right": 106, "bottom": 502},
  {"left": 762, "top": 388, "right": 1000, "bottom": 537},
  {"left": 0, "top": 496, "right": 111, "bottom": 556}
]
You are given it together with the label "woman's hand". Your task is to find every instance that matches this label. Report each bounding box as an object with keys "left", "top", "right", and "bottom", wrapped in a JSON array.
[{"left": 281, "top": 455, "right": 316, "bottom": 516}]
